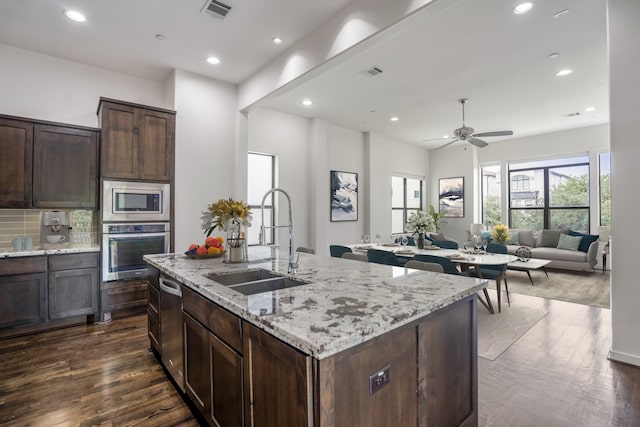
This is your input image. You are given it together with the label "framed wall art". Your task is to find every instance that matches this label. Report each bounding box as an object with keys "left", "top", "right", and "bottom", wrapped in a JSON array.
[
  {"left": 330, "top": 170, "right": 358, "bottom": 221},
  {"left": 438, "top": 177, "right": 464, "bottom": 218}
]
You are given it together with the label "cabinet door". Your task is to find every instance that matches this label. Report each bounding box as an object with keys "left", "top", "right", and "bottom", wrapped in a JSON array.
[
  {"left": 209, "top": 332, "right": 244, "bottom": 427},
  {"left": 100, "top": 102, "right": 138, "bottom": 179},
  {"left": 32, "top": 124, "right": 98, "bottom": 208},
  {"left": 243, "top": 321, "right": 312, "bottom": 427},
  {"left": 184, "top": 311, "right": 211, "bottom": 416},
  {"left": 0, "top": 273, "right": 47, "bottom": 328},
  {"left": 0, "top": 117, "right": 33, "bottom": 208},
  {"left": 48, "top": 267, "right": 98, "bottom": 319},
  {"left": 138, "top": 108, "right": 174, "bottom": 182}
]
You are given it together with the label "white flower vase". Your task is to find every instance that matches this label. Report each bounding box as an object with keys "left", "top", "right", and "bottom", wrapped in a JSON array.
[{"left": 224, "top": 221, "right": 248, "bottom": 263}]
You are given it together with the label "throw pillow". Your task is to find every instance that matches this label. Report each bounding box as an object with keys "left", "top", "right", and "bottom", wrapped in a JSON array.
[
  {"left": 508, "top": 231, "right": 520, "bottom": 245},
  {"left": 540, "top": 229, "right": 562, "bottom": 247},
  {"left": 557, "top": 234, "right": 582, "bottom": 251},
  {"left": 480, "top": 230, "right": 492, "bottom": 243},
  {"left": 569, "top": 231, "right": 599, "bottom": 253}
]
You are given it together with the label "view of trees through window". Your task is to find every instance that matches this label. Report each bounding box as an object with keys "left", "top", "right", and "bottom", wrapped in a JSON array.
[
  {"left": 247, "top": 152, "right": 275, "bottom": 245},
  {"left": 509, "top": 156, "right": 590, "bottom": 232},
  {"left": 392, "top": 176, "right": 423, "bottom": 234},
  {"left": 600, "top": 152, "right": 611, "bottom": 226},
  {"left": 481, "top": 164, "right": 502, "bottom": 228}
]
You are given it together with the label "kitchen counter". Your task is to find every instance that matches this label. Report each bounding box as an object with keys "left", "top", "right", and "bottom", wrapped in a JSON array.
[
  {"left": 145, "top": 247, "right": 487, "bottom": 359},
  {"left": 0, "top": 244, "right": 100, "bottom": 259}
]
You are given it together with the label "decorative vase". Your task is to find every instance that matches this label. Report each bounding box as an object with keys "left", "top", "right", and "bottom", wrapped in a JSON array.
[
  {"left": 224, "top": 221, "right": 248, "bottom": 263},
  {"left": 417, "top": 235, "right": 425, "bottom": 249}
]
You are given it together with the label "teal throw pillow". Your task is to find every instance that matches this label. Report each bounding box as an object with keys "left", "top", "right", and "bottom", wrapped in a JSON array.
[
  {"left": 569, "top": 231, "right": 599, "bottom": 253},
  {"left": 508, "top": 231, "right": 520, "bottom": 245},
  {"left": 480, "top": 230, "right": 492, "bottom": 243},
  {"left": 557, "top": 234, "right": 582, "bottom": 251}
]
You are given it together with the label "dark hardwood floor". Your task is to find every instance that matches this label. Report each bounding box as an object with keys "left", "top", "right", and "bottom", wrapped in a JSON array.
[{"left": 1, "top": 292, "right": 639, "bottom": 426}]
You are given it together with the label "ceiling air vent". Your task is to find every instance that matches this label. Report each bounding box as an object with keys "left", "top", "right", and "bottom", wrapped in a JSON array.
[
  {"left": 359, "top": 66, "right": 384, "bottom": 78},
  {"left": 201, "top": 0, "right": 232, "bottom": 19}
]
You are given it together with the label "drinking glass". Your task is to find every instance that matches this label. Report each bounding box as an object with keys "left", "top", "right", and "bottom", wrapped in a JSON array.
[
  {"left": 401, "top": 236, "right": 408, "bottom": 246},
  {"left": 482, "top": 238, "right": 488, "bottom": 253},
  {"left": 375, "top": 234, "right": 381, "bottom": 245},
  {"left": 363, "top": 234, "right": 370, "bottom": 244},
  {"left": 473, "top": 235, "right": 482, "bottom": 253}
]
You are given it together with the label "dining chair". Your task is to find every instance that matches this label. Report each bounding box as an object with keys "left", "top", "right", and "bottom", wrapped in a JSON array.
[
  {"left": 468, "top": 243, "right": 510, "bottom": 312},
  {"left": 367, "top": 249, "right": 402, "bottom": 267},
  {"left": 330, "top": 245, "right": 352, "bottom": 258},
  {"left": 296, "top": 246, "right": 315, "bottom": 254},
  {"left": 413, "top": 254, "right": 467, "bottom": 276},
  {"left": 404, "top": 260, "right": 444, "bottom": 273},
  {"left": 431, "top": 239, "right": 459, "bottom": 250},
  {"left": 342, "top": 252, "right": 368, "bottom": 262}
]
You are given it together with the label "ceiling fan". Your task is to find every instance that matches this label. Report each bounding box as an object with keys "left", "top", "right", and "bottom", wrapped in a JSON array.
[{"left": 425, "top": 98, "right": 513, "bottom": 150}]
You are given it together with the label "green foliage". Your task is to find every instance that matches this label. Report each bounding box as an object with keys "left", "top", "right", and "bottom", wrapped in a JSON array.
[
  {"left": 427, "top": 205, "right": 447, "bottom": 232},
  {"left": 549, "top": 174, "right": 589, "bottom": 231},
  {"left": 600, "top": 173, "right": 611, "bottom": 226},
  {"left": 482, "top": 195, "right": 502, "bottom": 228}
]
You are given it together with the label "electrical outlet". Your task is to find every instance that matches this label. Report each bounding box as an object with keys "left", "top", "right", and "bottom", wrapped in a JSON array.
[{"left": 369, "top": 364, "right": 390, "bottom": 396}]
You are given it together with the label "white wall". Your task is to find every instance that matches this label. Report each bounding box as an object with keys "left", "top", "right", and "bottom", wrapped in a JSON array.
[
  {"left": 171, "top": 70, "right": 238, "bottom": 251},
  {"left": 608, "top": 0, "right": 640, "bottom": 367},
  {"left": 247, "top": 108, "right": 311, "bottom": 251},
  {"left": 430, "top": 124, "right": 609, "bottom": 243},
  {"left": 0, "top": 43, "right": 167, "bottom": 127}
]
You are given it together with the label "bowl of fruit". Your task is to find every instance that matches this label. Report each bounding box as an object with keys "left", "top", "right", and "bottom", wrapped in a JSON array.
[{"left": 185, "top": 236, "right": 226, "bottom": 259}]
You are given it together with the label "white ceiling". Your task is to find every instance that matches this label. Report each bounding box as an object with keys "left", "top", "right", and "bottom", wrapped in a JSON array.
[{"left": 0, "top": 0, "right": 608, "bottom": 150}]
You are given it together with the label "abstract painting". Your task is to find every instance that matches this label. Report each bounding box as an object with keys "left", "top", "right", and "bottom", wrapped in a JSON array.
[
  {"left": 439, "top": 177, "right": 464, "bottom": 217},
  {"left": 330, "top": 170, "right": 358, "bottom": 221}
]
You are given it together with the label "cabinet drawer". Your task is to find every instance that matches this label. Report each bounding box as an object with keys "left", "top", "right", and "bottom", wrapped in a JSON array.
[
  {"left": 49, "top": 252, "right": 99, "bottom": 271},
  {"left": 101, "top": 279, "right": 148, "bottom": 312},
  {"left": 148, "top": 309, "right": 161, "bottom": 354},
  {"left": 148, "top": 280, "right": 159, "bottom": 316},
  {"left": 182, "top": 286, "right": 242, "bottom": 354},
  {"left": 1, "top": 256, "right": 46, "bottom": 276}
]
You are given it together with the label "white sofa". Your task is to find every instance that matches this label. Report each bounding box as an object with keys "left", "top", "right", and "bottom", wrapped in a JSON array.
[{"left": 501, "top": 229, "right": 599, "bottom": 272}]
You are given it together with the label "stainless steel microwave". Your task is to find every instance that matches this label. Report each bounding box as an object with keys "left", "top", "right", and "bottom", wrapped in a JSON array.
[{"left": 102, "top": 180, "right": 170, "bottom": 222}]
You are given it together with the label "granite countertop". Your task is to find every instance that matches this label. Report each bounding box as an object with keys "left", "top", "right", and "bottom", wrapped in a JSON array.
[
  {"left": 0, "top": 244, "right": 100, "bottom": 258},
  {"left": 145, "top": 247, "right": 487, "bottom": 359}
]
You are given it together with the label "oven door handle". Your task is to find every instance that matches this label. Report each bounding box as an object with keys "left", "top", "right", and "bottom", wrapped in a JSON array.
[{"left": 159, "top": 277, "right": 182, "bottom": 297}]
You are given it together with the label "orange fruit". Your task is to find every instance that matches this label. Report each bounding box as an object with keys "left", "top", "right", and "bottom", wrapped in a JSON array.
[
  {"left": 196, "top": 246, "right": 208, "bottom": 255},
  {"left": 208, "top": 246, "right": 221, "bottom": 255},
  {"left": 205, "top": 237, "right": 217, "bottom": 247},
  {"left": 216, "top": 236, "right": 224, "bottom": 245},
  {"left": 188, "top": 243, "right": 198, "bottom": 251}
]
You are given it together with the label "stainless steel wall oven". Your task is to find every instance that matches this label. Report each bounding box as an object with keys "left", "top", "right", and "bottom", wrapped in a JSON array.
[{"left": 102, "top": 223, "right": 170, "bottom": 282}]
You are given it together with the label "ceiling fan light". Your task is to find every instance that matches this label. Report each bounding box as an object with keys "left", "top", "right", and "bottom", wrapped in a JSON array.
[
  {"left": 513, "top": 2, "right": 533, "bottom": 15},
  {"left": 206, "top": 56, "right": 221, "bottom": 65},
  {"left": 390, "top": 116, "right": 399, "bottom": 122}
]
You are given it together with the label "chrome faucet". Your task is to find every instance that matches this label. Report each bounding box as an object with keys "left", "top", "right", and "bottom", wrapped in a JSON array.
[{"left": 260, "top": 188, "right": 298, "bottom": 273}]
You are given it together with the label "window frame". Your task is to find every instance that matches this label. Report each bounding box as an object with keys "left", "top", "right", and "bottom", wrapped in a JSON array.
[
  {"left": 247, "top": 152, "right": 275, "bottom": 246},
  {"left": 391, "top": 176, "right": 423, "bottom": 235}
]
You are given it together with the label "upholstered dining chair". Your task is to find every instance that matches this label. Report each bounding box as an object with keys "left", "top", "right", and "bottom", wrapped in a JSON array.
[
  {"left": 342, "top": 252, "right": 368, "bottom": 262},
  {"left": 330, "top": 245, "right": 352, "bottom": 258},
  {"left": 367, "top": 249, "right": 402, "bottom": 267},
  {"left": 296, "top": 246, "right": 315, "bottom": 254},
  {"left": 413, "top": 254, "right": 467, "bottom": 276},
  {"left": 468, "top": 243, "right": 510, "bottom": 312},
  {"left": 404, "top": 260, "right": 444, "bottom": 273},
  {"left": 431, "top": 239, "right": 459, "bottom": 250}
]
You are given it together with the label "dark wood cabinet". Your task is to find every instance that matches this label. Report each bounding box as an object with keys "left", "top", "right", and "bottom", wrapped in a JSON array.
[
  {"left": 243, "top": 321, "right": 312, "bottom": 427},
  {"left": 48, "top": 253, "right": 99, "bottom": 320},
  {"left": 101, "top": 278, "right": 149, "bottom": 319},
  {"left": 0, "top": 114, "right": 99, "bottom": 209},
  {"left": 184, "top": 311, "right": 211, "bottom": 415},
  {"left": 98, "top": 98, "right": 175, "bottom": 182},
  {"left": 0, "top": 117, "right": 33, "bottom": 208},
  {"left": 33, "top": 124, "right": 98, "bottom": 209},
  {"left": 0, "top": 257, "right": 47, "bottom": 328},
  {"left": 147, "top": 267, "right": 161, "bottom": 354}
]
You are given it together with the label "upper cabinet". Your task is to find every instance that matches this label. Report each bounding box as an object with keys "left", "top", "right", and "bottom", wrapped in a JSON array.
[
  {"left": 98, "top": 98, "right": 175, "bottom": 182},
  {"left": 0, "top": 115, "right": 99, "bottom": 209}
]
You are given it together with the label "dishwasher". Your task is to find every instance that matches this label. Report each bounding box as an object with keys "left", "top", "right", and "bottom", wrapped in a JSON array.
[{"left": 159, "top": 276, "right": 184, "bottom": 392}]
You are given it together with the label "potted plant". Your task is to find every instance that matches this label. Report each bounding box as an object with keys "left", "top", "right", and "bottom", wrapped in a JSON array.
[
  {"left": 406, "top": 210, "right": 433, "bottom": 249},
  {"left": 427, "top": 205, "right": 447, "bottom": 232}
]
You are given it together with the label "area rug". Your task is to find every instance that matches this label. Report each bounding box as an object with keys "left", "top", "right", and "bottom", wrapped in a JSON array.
[
  {"left": 490, "top": 268, "right": 610, "bottom": 309},
  {"left": 477, "top": 294, "right": 548, "bottom": 361}
]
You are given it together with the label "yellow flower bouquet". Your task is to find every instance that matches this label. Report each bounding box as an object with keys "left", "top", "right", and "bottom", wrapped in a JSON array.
[
  {"left": 491, "top": 224, "right": 511, "bottom": 244},
  {"left": 201, "top": 198, "right": 252, "bottom": 237}
]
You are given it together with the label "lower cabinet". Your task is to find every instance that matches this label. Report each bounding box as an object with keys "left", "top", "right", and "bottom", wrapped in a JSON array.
[
  {"left": 0, "top": 258, "right": 47, "bottom": 329},
  {"left": 48, "top": 253, "right": 99, "bottom": 319}
]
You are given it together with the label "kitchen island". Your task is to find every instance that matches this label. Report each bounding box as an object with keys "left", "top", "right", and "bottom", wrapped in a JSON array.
[{"left": 145, "top": 248, "right": 486, "bottom": 427}]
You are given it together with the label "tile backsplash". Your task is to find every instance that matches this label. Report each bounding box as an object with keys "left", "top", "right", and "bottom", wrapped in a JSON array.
[{"left": 0, "top": 209, "right": 97, "bottom": 249}]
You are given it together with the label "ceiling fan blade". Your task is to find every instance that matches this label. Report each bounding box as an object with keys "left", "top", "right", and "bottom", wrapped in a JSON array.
[
  {"left": 472, "top": 130, "right": 513, "bottom": 138},
  {"left": 467, "top": 137, "right": 488, "bottom": 148},
  {"left": 435, "top": 139, "right": 460, "bottom": 150},
  {"left": 421, "top": 136, "right": 453, "bottom": 143}
]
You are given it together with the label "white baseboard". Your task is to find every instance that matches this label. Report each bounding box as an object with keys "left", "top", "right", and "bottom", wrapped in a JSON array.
[{"left": 608, "top": 349, "right": 640, "bottom": 367}]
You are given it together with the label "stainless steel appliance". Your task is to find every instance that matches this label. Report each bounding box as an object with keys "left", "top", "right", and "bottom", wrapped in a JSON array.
[
  {"left": 40, "top": 211, "right": 71, "bottom": 244},
  {"left": 159, "top": 275, "right": 184, "bottom": 392},
  {"left": 101, "top": 222, "right": 170, "bottom": 282},
  {"left": 102, "top": 180, "right": 170, "bottom": 222}
]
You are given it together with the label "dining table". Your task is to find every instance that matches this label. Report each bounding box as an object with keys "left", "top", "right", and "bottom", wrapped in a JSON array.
[{"left": 349, "top": 243, "right": 518, "bottom": 314}]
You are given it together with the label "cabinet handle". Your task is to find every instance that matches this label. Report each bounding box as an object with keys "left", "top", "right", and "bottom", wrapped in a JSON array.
[{"left": 159, "top": 276, "right": 182, "bottom": 297}]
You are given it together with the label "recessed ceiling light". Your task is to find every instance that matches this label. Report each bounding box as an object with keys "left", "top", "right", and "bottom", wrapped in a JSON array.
[
  {"left": 272, "top": 36, "right": 283, "bottom": 45},
  {"left": 556, "top": 69, "right": 573, "bottom": 77},
  {"left": 553, "top": 9, "right": 569, "bottom": 19},
  {"left": 513, "top": 2, "right": 533, "bottom": 15},
  {"left": 64, "top": 10, "right": 86, "bottom": 22},
  {"left": 155, "top": 34, "right": 166, "bottom": 40},
  {"left": 302, "top": 99, "right": 312, "bottom": 107},
  {"left": 390, "top": 117, "right": 399, "bottom": 122},
  {"left": 206, "top": 56, "right": 221, "bottom": 65},
  {"left": 585, "top": 106, "right": 596, "bottom": 112},
  {"left": 548, "top": 52, "right": 559, "bottom": 59},
  {"left": 442, "top": 135, "right": 449, "bottom": 139}
]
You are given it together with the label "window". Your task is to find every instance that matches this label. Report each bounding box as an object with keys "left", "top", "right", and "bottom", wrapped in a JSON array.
[
  {"left": 481, "top": 164, "right": 501, "bottom": 227},
  {"left": 508, "top": 156, "right": 590, "bottom": 232},
  {"left": 599, "top": 152, "right": 611, "bottom": 226},
  {"left": 392, "top": 176, "right": 423, "bottom": 234},
  {"left": 247, "top": 152, "right": 275, "bottom": 245}
]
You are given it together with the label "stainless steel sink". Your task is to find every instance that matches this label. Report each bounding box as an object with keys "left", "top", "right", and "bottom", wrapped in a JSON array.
[{"left": 204, "top": 268, "right": 310, "bottom": 295}]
